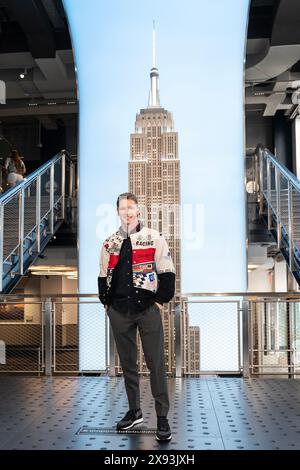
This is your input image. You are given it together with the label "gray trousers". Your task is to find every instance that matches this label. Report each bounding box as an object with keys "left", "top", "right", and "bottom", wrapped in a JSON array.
[{"left": 107, "top": 303, "right": 169, "bottom": 417}]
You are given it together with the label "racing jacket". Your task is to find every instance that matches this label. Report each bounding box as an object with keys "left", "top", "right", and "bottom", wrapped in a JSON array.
[{"left": 98, "top": 222, "right": 176, "bottom": 309}]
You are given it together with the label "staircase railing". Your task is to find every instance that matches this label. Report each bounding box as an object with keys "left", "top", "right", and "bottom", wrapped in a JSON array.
[
  {"left": 255, "top": 145, "right": 300, "bottom": 275},
  {"left": 0, "top": 150, "right": 75, "bottom": 292}
]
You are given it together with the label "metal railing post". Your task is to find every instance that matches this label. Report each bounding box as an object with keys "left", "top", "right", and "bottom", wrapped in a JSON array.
[
  {"left": 44, "top": 297, "right": 53, "bottom": 376},
  {"left": 254, "top": 151, "right": 259, "bottom": 195},
  {"left": 289, "top": 301, "right": 296, "bottom": 378},
  {"left": 242, "top": 298, "right": 250, "bottom": 378},
  {"left": 175, "top": 298, "right": 182, "bottom": 378},
  {"left": 0, "top": 204, "right": 3, "bottom": 292},
  {"left": 288, "top": 180, "right": 294, "bottom": 271},
  {"left": 36, "top": 174, "right": 41, "bottom": 252},
  {"left": 49, "top": 164, "right": 54, "bottom": 234},
  {"left": 38, "top": 347, "right": 41, "bottom": 376},
  {"left": 69, "top": 162, "right": 74, "bottom": 198},
  {"left": 266, "top": 158, "right": 272, "bottom": 230},
  {"left": 109, "top": 321, "right": 116, "bottom": 377},
  {"left": 275, "top": 167, "right": 282, "bottom": 249},
  {"left": 67, "top": 162, "right": 74, "bottom": 226},
  {"left": 41, "top": 301, "right": 45, "bottom": 373},
  {"left": 53, "top": 302, "right": 56, "bottom": 374},
  {"left": 18, "top": 188, "right": 24, "bottom": 275},
  {"left": 61, "top": 152, "right": 66, "bottom": 219},
  {"left": 259, "top": 147, "right": 264, "bottom": 215}
]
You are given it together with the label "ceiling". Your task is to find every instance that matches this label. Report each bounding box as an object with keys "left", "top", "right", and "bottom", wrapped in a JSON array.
[
  {"left": 246, "top": 0, "right": 300, "bottom": 118},
  {"left": 0, "top": 0, "right": 300, "bottom": 122},
  {"left": 0, "top": 0, "right": 77, "bottom": 126}
]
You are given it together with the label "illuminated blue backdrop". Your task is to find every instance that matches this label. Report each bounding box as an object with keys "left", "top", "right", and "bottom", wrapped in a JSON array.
[{"left": 63, "top": 0, "right": 250, "bottom": 370}]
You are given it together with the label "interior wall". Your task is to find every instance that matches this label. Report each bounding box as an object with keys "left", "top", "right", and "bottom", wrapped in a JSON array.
[{"left": 246, "top": 112, "right": 274, "bottom": 152}]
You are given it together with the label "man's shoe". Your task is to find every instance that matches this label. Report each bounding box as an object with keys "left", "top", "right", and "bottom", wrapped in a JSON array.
[
  {"left": 116, "top": 409, "right": 143, "bottom": 431},
  {"left": 156, "top": 416, "right": 172, "bottom": 441}
]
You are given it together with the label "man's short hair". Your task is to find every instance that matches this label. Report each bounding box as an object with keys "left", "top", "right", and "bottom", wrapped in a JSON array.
[{"left": 116, "top": 192, "right": 138, "bottom": 209}]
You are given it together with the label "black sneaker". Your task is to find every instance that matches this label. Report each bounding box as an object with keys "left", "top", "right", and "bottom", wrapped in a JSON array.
[
  {"left": 116, "top": 409, "right": 143, "bottom": 431},
  {"left": 156, "top": 416, "right": 172, "bottom": 441}
]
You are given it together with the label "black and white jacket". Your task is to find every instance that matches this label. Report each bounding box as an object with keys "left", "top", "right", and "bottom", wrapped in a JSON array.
[{"left": 98, "top": 223, "right": 176, "bottom": 307}]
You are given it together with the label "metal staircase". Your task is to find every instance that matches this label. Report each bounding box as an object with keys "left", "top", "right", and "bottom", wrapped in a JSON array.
[
  {"left": 253, "top": 145, "right": 300, "bottom": 284},
  {"left": 0, "top": 150, "right": 76, "bottom": 293}
]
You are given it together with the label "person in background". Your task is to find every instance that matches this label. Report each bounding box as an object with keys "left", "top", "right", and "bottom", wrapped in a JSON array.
[{"left": 3, "top": 149, "right": 26, "bottom": 188}]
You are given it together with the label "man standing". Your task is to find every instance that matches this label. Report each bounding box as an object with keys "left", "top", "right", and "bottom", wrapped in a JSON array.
[{"left": 98, "top": 192, "right": 175, "bottom": 441}]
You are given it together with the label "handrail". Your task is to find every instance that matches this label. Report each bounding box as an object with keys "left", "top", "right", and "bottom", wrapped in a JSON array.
[
  {"left": 264, "top": 148, "right": 300, "bottom": 193},
  {"left": 0, "top": 148, "right": 77, "bottom": 293},
  {"left": 254, "top": 144, "right": 300, "bottom": 276},
  {"left": 1, "top": 293, "right": 298, "bottom": 378},
  {"left": 0, "top": 150, "right": 67, "bottom": 204},
  {"left": 255, "top": 143, "right": 300, "bottom": 193},
  {"left": 61, "top": 149, "right": 75, "bottom": 163},
  {"left": 1, "top": 292, "right": 300, "bottom": 299}
]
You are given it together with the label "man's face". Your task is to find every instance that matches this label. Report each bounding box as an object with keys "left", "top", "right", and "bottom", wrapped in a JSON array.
[{"left": 118, "top": 198, "right": 139, "bottom": 226}]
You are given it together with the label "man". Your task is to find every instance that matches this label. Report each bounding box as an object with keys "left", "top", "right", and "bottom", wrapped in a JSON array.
[{"left": 98, "top": 192, "right": 175, "bottom": 441}]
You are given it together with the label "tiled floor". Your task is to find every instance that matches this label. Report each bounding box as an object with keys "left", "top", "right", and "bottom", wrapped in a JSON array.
[{"left": 0, "top": 376, "right": 300, "bottom": 450}]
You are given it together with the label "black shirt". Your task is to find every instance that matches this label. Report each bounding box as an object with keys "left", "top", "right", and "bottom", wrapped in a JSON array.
[
  {"left": 111, "top": 223, "right": 156, "bottom": 313},
  {"left": 98, "top": 222, "right": 176, "bottom": 313}
]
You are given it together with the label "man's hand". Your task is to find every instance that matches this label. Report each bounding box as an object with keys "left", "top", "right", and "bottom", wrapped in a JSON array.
[{"left": 155, "top": 302, "right": 163, "bottom": 311}]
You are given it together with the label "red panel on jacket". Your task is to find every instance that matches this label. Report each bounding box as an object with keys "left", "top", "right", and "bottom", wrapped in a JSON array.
[
  {"left": 132, "top": 248, "right": 155, "bottom": 265},
  {"left": 108, "top": 254, "right": 119, "bottom": 269}
]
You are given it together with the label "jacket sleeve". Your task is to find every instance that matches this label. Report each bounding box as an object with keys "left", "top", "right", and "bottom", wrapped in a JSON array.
[
  {"left": 98, "top": 242, "right": 109, "bottom": 305},
  {"left": 155, "top": 234, "right": 176, "bottom": 305}
]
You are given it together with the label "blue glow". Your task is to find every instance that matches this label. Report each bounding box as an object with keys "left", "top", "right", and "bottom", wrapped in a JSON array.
[{"left": 63, "top": 0, "right": 250, "bottom": 370}]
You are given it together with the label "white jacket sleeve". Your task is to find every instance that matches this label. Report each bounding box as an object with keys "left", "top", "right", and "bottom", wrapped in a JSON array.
[
  {"left": 99, "top": 242, "right": 109, "bottom": 277},
  {"left": 155, "top": 234, "right": 175, "bottom": 274},
  {"left": 155, "top": 234, "right": 176, "bottom": 304},
  {"left": 98, "top": 242, "right": 110, "bottom": 304}
]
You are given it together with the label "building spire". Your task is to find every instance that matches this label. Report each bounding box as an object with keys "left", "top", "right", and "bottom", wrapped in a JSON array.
[
  {"left": 152, "top": 20, "right": 156, "bottom": 68},
  {"left": 148, "top": 20, "right": 161, "bottom": 108}
]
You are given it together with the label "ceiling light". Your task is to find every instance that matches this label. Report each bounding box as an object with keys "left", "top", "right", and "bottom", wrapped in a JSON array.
[
  {"left": 28, "top": 265, "right": 77, "bottom": 277},
  {"left": 67, "top": 274, "right": 78, "bottom": 280},
  {"left": 248, "top": 264, "right": 259, "bottom": 271},
  {"left": 19, "top": 67, "right": 28, "bottom": 79}
]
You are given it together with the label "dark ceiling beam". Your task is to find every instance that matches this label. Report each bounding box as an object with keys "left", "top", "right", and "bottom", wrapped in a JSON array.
[
  {"left": 0, "top": 30, "right": 28, "bottom": 54},
  {"left": 7, "top": 0, "right": 56, "bottom": 58},
  {"left": 291, "top": 59, "right": 300, "bottom": 73},
  {"left": 271, "top": 0, "right": 300, "bottom": 46},
  {"left": 53, "top": 31, "right": 72, "bottom": 50},
  {"left": 41, "top": 0, "right": 65, "bottom": 30},
  {"left": 0, "top": 103, "right": 77, "bottom": 117},
  {"left": 248, "top": 0, "right": 280, "bottom": 39},
  {"left": 251, "top": 0, "right": 277, "bottom": 6}
]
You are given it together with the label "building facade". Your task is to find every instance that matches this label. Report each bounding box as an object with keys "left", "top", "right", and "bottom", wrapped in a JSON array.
[
  {"left": 115, "top": 28, "right": 199, "bottom": 374},
  {"left": 130, "top": 28, "right": 180, "bottom": 374}
]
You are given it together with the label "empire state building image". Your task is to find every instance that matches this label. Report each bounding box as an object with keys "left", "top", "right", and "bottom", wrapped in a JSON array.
[{"left": 127, "top": 25, "right": 182, "bottom": 374}]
